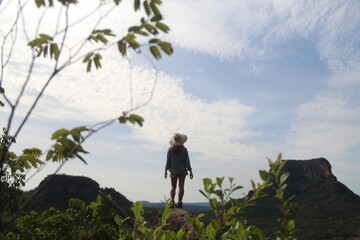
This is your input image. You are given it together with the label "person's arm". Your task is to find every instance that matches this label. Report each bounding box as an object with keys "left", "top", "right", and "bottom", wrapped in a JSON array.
[
  {"left": 184, "top": 148, "right": 193, "bottom": 179},
  {"left": 165, "top": 149, "right": 171, "bottom": 179},
  {"left": 189, "top": 169, "right": 193, "bottom": 179}
]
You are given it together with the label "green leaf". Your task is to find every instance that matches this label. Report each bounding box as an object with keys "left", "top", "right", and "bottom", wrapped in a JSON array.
[
  {"left": 209, "top": 198, "right": 218, "bottom": 210},
  {"left": 150, "top": 46, "right": 161, "bottom": 59},
  {"left": 159, "top": 43, "right": 171, "bottom": 56},
  {"left": 51, "top": 128, "right": 70, "bottom": 140},
  {"left": 251, "top": 179, "right": 256, "bottom": 189},
  {"left": 149, "top": 38, "right": 160, "bottom": 44},
  {"left": 46, "top": 150, "right": 54, "bottom": 161},
  {"left": 103, "top": 29, "right": 115, "bottom": 36},
  {"left": 97, "top": 34, "right": 108, "bottom": 44},
  {"left": 35, "top": 0, "right": 45, "bottom": 7},
  {"left": 23, "top": 147, "right": 42, "bottom": 156},
  {"left": 129, "top": 114, "right": 144, "bottom": 127},
  {"left": 259, "top": 170, "right": 270, "bottom": 181},
  {"left": 128, "top": 39, "right": 141, "bottom": 50},
  {"left": 203, "top": 178, "right": 212, "bottom": 191},
  {"left": 159, "top": 42, "right": 173, "bottom": 55},
  {"left": 113, "top": 0, "right": 121, "bottom": 5},
  {"left": 143, "top": 1, "right": 151, "bottom": 16},
  {"left": 128, "top": 26, "right": 141, "bottom": 32},
  {"left": 231, "top": 185, "right": 243, "bottom": 193},
  {"left": 132, "top": 201, "right": 143, "bottom": 220},
  {"left": 22, "top": 159, "right": 31, "bottom": 169},
  {"left": 74, "top": 153, "right": 87, "bottom": 164},
  {"left": 287, "top": 219, "right": 296, "bottom": 231},
  {"left": 119, "top": 116, "right": 127, "bottom": 124},
  {"left": 150, "top": 15, "right": 162, "bottom": 21},
  {"left": 69, "top": 126, "right": 90, "bottom": 143},
  {"left": 83, "top": 52, "right": 94, "bottom": 62},
  {"left": 216, "top": 177, "right": 224, "bottom": 187},
  {"left": 134, "top": 0, "right": 140, "bottom": 11},
  {"left": 117, "top": 41, "right": 126, "bottom": 56},
  {"left": 155, "top": 22, "right": 170, "bottom": 33},
  {"left": 51, "top": 43, "right": 59, "bottom": 60},
  {"left": 43, "top": 45, "right": 48, "bottom": 57},
  {"left": 199, "top": 189, "right": 208, "bottom": 199},
  {"left": 134, "top": 30, "right": 149, "bottom": 36},
  {"left": 39, "top": 33, "right": 52, "bottom": 41},
  {"left": 94, "top": 55, "right": 102, "bottom": 69},
  {"left": 87, "top": 60, "right": 92, "bottom": 72},
  {"left": 176, "top": 229, "right": 185, "bottom": 239},
  {"left": 206, "top": 224, "right": 216, "bottom": 239},
  {"left": 226, "top": 206, "right": 234, "bottom": 215},
  {"left": 58, "top": 0, "right": 79, "bottom": 6},
  {"left": 57, "top": 137, "right": 75, "bottom": 149},
  {"left": 143, "top": 22, "right": 158, "bottom": 35},
  {"left": 161, "top": 207, "right": 172, "bottom": 225},
  {"left": 280, "top": 172, "right": 290, "bottom": 185},
  {"left": 150, "top": 2, "right": 161, "bottom": 18}
]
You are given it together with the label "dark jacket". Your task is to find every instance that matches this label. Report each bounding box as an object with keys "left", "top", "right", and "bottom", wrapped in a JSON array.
[{"left": 165, "top": 146, "right": 192, "bottom": 176}]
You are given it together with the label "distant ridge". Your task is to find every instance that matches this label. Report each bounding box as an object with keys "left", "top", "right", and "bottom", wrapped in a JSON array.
[{"left": 139, "top": 201, "right": 211, "bottom": 212}]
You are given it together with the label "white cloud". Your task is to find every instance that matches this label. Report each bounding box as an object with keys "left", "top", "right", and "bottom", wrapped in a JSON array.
[
  {"left": 133, "top": 74, "right": 264, "bottom": 163},
  {"left": 288, "top": 88, "right": 360, "bottom": 160},
  {"left": 164, "top": 0, "right": 359, "bottom": 68}
]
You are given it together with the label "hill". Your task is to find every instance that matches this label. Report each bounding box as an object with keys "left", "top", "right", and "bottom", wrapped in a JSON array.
[
  {"left": 24, "top": 174, "right": 133, "bottom": 216},
  {"left": 245, "top": 158, "right": 360, "bottom": 240}
]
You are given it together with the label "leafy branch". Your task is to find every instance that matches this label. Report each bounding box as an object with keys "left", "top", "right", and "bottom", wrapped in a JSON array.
[{"left": 1, "top": 0, "right": 171, "bottom": 229}]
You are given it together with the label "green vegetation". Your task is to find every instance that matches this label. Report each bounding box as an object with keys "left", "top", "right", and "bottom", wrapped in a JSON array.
[{"left": 1, "top": 154, "right": 299, "bottom": 240}]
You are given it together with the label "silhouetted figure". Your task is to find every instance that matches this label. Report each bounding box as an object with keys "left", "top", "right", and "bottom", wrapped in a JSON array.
[{"left": 164, "top": 133, "right": 193, "bottom": 208}]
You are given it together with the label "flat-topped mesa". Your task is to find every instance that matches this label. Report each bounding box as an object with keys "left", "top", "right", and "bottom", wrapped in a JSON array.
[
  {"left": 278, "top": 158, "right": 356, "bottom": 196},
  {"left": 39, "top": 174, "right": 100, "bottom": 194},
  {"left": 28, "top": 174, "right": 133, "bottom": 212},
  {"left": 282, "top": 158, "right": 336, "bottom": 182}
]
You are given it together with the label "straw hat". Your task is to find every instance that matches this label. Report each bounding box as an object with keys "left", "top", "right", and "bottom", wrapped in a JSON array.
[{"left": 169, "top": 133, "right": 188, "bottom": 146}]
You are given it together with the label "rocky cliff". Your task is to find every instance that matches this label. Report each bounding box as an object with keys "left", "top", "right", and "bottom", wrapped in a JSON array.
[
  {"left": 283, "top": 158, "right": 335, "bottom": 180},
  {"left": 246, "top": 158, "right": 360, "bottom": 240}
]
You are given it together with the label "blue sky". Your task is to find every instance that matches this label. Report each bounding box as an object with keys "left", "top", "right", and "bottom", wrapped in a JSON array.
[{"left": 1, "top": 0, "right": 359, "bottom": 202}]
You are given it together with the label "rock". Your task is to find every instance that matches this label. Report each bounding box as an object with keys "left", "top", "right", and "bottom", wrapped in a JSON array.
[
  {"left": 152, "top": 208, "right": 197, "bottom": 239},
  {"left": 282, "top": 158, "right": 336, "bottom": 181},
  {"left": 164, "top": 208, "right": 194, "bottom": 232}
]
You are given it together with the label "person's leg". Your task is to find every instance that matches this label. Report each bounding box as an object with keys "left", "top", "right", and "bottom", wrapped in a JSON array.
[
  {"left": 177, "top": 175, "right": 186, "bottom": 208},
  {"left": 170, "top": 176, "right": 178, "bottom": 204}
]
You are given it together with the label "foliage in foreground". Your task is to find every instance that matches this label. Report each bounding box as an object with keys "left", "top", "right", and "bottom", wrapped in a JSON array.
[
  {"left": 1, "top": 0, "right": 170, "bottom": 228},
  {"left": 1, "top": 154, "right": 298, "bottom": 240}
]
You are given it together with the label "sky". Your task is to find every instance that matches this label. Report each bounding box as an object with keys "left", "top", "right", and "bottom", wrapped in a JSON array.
[{"left": 1, "top": 0, "right": 359, "bottom": 203}]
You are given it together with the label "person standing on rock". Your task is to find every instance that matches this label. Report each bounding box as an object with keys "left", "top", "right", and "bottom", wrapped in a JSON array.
[{"left": 164, "top": 133, "right": 193, "bottom": 209}]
